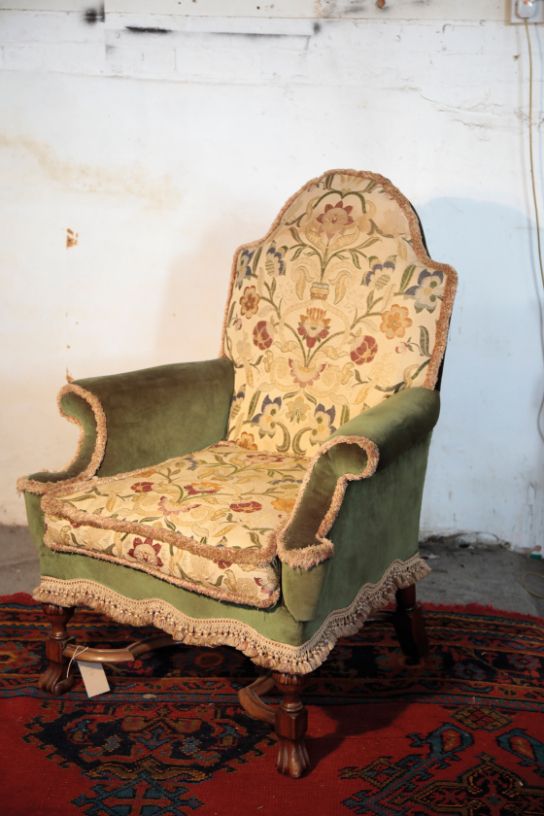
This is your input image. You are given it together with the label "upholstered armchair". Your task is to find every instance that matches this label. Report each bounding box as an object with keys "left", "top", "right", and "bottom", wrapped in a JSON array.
[{"left": 18, "top": 170, "right": 457, "bottom": 777}]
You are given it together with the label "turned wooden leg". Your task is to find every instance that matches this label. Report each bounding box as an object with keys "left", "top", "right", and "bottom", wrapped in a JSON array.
[
  {"left": 38, "top": 603, "right": 76, "bottom": 695},
  {"left": 393, "top": 585, "right": 429, "bottom": 664},
  {"left": 272, "top": 672, "right": 310, "bottom": 778}
]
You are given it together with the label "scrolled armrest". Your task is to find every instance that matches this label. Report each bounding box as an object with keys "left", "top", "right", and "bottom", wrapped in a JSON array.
[
  {"left": 18, "top": 357, "right": 234, "bottom": 494},
  {"left": 277, "top": 387, "right": 440, "bottom": 570}
]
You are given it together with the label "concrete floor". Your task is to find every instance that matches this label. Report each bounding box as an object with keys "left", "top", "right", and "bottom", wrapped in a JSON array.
[{"left": 0, "top": 524, "right": 543, "bottom": 617}]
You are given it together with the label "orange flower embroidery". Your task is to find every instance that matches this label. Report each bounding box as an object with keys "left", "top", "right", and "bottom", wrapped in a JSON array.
[
  {"left": 184, "top": 481, "right": 221, "bottom": 496},
  {"left": 298, "top": 308, "right": 330, "bottom": 348},
  {"left": 380, "top": 305, "right": 412, "bottom": 339},
  {"left": 237, "top": 432, "right": 258, "bottom": 450},
  {"left": 240, "top": 285, "right": 260, "bottom": 318},
  {"left": 272, "top": 496, "right": 296, "bottom": 514}
]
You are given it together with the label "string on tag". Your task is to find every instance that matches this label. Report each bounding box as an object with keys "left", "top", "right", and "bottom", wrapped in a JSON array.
[{"left": 66, "top": 645, "right": 90, "bottom": 679}]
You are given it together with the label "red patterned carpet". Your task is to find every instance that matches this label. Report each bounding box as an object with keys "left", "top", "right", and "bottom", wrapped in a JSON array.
[{"left": 1, "top": 594, "right": 543, "bottom": 815}]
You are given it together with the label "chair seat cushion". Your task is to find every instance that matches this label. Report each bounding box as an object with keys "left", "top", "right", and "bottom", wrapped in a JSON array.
[{"left": 41, "top": 441, "right": 308, "bottom": 609}]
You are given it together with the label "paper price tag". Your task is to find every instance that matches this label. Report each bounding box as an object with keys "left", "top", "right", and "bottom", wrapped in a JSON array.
[{"left": 77, "top": 660, "right": 110, "bottom": 698}]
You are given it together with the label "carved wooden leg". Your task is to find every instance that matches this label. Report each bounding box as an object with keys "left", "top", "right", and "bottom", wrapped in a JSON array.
[
  {"left": 272, "top": 672, "right": 310, "bottom": 778},
  {"left": 38, "top": 603, "right": 76, "bottom": 695},
  {"left": 393, "top": 585, "right": 429, "bottom": 664}
]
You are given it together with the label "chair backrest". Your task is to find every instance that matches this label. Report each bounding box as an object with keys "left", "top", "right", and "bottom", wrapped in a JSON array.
[{"left": 223, "top": 169, "right": 457, "bottom": 456}]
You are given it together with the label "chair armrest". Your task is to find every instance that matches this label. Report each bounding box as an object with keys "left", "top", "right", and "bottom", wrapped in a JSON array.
[
  {"left": 18, "top": 357, "right": 234, "bottom": 494},
  {"left": 277, "top": 387, "right": 440, "bottom": 571}
]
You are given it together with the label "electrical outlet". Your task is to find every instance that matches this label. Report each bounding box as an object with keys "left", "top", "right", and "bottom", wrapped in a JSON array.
[{"left": 510, "top": 0, "right": 544, "bottom": 23}]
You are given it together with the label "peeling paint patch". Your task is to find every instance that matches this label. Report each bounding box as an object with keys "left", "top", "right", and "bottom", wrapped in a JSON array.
[{"left": 66, "top": 228, "right": 79, "bottom": 249}]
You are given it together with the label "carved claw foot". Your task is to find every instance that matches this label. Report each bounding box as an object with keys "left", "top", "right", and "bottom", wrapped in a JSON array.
[
  {"left": 272, "top": 672, "right": 310, "bottom": 778},
  {"left": 276, "top": 736, "right": 311, "bottom": 778}
]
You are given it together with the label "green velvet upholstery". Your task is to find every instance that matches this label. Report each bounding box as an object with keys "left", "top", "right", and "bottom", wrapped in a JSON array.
[
  {"left": 26, "top": 358, "right": 234, "bottom": 484},
  {"left": 283, "top": 434, "right": 432, "bottom": 624},
  {"left": 88, "top": 358, "right": 234, "bottom": 477},
  {"left": 279, "top": 388, "right": 439, "bottom": 567}
]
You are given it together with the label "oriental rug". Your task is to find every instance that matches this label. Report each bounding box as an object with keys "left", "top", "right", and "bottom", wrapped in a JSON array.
[{"left": 0, "top": 594, "right": 543, "bottom": 815}]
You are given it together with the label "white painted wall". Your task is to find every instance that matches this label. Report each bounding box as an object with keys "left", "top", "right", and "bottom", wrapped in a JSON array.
[{"left": 0, "top": 1, "right": 543, "bottom": 553}]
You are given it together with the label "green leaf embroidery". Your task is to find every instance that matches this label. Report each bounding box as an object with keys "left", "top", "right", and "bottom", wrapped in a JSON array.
[
  {"left": 399, "top": 264, "right": 416, "bottom": 292},
  {"left": 419, "top": 325, "right": 430, "bottom": 357},
  {"left": 290, "top": 226, "right": 302, "bottom": 244},
  {"left": 247, "top": 390, "right": 261, "bottom": 420}
]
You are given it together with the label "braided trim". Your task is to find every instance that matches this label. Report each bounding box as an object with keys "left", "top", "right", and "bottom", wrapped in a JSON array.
[
  {"left": 275, "top": 436, "right": 380, "bottom": 570},
  {"left": 17, "top": 382, "right": 107, "bottom": 496}
]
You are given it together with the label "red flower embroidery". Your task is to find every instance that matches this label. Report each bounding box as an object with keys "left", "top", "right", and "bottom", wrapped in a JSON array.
[
  {"left": 229, "top": 501, "right": 262, "bottom": 513},
  {"left": 131, "top": 481, "right": 154, "bottom": 493},
  {"left": 350, "top": 335, "right": 378, "bottom": 365},
  {"left": 253, "top": 320, "right": 273, "bottom": 350},
  {"left": 316, "top": 201, "right": 354, "bottom": 239},
  {"left": 127, "top": 537, "right": 163, "bottom": 567}
]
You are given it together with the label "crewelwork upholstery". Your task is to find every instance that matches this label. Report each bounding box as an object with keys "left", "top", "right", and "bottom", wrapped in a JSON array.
[
  {"left": 225, "top": 171, "right": 454, "bottom": 457},
  {"left": 42, "top": 441, "right": 308, "bottom": 608},
  {"left": 18, "top": 170, "right": 456, "bottom": 774}
]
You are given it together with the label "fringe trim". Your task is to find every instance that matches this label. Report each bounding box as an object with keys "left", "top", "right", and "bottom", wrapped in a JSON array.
[
  {"left": 276, "top": 436, "right": 380, "bottom": 570},
  {"left": 42, "top": 527, "right": 279, "bottom": 610},
  {"left": 17, "top": 383, "right": 108, "bottom": 496},
  {"left": 32, "top": 553, "right": 429, "bottom": 674}
]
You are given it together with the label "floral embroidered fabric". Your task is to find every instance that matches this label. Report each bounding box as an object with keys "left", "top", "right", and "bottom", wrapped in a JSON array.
[
  {"left": 224, "top": 170, "right": 455, "bottom": 455},
  {"left": 42, "top": 442, "right": 308, "bottom": 609}
]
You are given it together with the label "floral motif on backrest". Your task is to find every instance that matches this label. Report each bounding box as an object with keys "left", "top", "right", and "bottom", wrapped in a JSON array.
[{"left": 223, "top": 170, "right": 456, "bottom": 456}]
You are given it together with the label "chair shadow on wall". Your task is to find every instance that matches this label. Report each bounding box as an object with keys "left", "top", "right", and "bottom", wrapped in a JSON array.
[{"left": 418, "top": 197, "right": 544, "bottom": 546}]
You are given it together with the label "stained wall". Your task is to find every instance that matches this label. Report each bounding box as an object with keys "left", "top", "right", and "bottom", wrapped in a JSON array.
[{"left": 1, "top": 1, "right": 542, "bottom": 551}]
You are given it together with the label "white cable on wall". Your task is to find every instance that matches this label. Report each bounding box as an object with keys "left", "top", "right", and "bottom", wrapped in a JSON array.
[{"left": 524, "top": 21, "right": 544, "bottom": 443}]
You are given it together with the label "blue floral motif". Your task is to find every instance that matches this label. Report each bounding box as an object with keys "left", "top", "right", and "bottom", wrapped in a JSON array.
[
  {"left": 363, "top": 259, "right": 395, "bottom": 286},
  {"left": 235, "top": 248, "right": 256, "bottom": 289},
  {"left": 310, "top": 403, "right": 336, "bottom": 443},
  {"left": 252, "top": 395, "right": 282, "bottom": 437},
  {"left": 405, "top": 268, "right": 444, "bottom": 312},
  {"left": 265, "top": 243, "right": 287, "bottom": 276}
]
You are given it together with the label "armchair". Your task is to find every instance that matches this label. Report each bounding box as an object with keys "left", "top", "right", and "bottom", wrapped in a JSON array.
[{"left": 18, "top": 169, "right": 457, "bottom": 777}]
